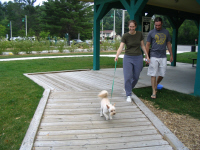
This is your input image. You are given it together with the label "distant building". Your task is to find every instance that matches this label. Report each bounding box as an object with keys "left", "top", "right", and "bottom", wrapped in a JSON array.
[{"left": 100, "top": 30, "right": 116, "bottom": 40}]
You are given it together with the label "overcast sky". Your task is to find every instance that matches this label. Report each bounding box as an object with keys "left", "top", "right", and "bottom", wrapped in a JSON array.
[{"left": 0, "top": 0, "right": 47, "bottom": 6}]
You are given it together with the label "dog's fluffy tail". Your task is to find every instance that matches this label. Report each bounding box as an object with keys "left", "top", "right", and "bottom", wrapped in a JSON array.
[{"left": 98, "top": 90, "right": 108, "bottom": 98}]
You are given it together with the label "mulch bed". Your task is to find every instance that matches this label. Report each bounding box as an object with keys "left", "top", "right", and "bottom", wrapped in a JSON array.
[{"left": 140, "top": 98, "right": 200, "bottom": 150}]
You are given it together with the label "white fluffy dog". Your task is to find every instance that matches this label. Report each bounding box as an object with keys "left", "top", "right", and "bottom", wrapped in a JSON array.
[{"left": 98, "top": 90, "right": 116, "bottom": 120}]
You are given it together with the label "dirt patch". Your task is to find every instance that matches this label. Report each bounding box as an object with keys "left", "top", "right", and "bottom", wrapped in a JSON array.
[{"left": 140, "top": 98, "right": 200, "bottom": 150}]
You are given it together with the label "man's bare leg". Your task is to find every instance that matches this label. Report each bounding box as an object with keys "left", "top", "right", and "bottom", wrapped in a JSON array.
[
  {"left": 157, "top": 76, "right": 163, "bottom": 86},
  {"left": 151, "top": 76, "right": 157, "bottom": 98}
]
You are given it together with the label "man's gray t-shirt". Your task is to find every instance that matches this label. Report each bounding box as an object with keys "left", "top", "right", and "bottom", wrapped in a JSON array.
[{"left": 147, "top": 28, "right": 171, "bottom": 58}]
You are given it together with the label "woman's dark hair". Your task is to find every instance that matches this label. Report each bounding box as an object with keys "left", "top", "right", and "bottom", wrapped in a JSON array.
[
  {"left": 128, "top": 20, "right": 137, "bottom": 26},
  {"left": 154, "top": 17, "right": 163, "bottom": 23}
]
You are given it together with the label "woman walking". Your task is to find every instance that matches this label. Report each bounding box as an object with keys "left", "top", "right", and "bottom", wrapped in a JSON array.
[{"left": 115, "top": 20, "right": 150, "bottom": 102}]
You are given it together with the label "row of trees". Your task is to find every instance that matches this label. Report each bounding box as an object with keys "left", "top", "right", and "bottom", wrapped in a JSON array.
[
  {"left": 0, "top": 0, "right": 198, "bottom": 45},
  {"left": 0, "top": 0, "right": 93, "bottom": 41}
]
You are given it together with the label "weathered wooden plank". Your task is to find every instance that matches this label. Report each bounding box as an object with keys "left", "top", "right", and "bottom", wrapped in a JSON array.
[
  {"left": 49, "top": 92, "right": 126, "bottom": 98},
  {"left": 44, "top": 105, "right": 138, "bottom": 112},
  {"left": 47, "top": 98, "right": 127, "bottom": 102},
  {"left": 37, "top": 126, "right": 156, "bottom": 136},
  {"left": 39, "top": 121, "right": 152, "bottom": 131},
  {"left": 60, "top": 71, "right": 118, "bottom": 89},
  {"left": 33, "top": 145, "right": 173, "bottom": 150},
  {"left": 40, "top": 118, "right": 149, "bottom": 126},
  {"left": 46, "top": 73, "right": 90, "bottom": 91},
  {"left": 31, "top": 75, "right": 64, "bottom": 91},
  {"left": 41, "top": 74, "right": 84, "bottom": 91},
  {"left": 46, "top": 102, "right": 135, "bottom": 108},
  {"left": 40, "top": 114, "right": 146, "bottom": 122},
  {"left": 49, "top": 94, "right": 126, "bottom": 99},
  {"left": 35, "top": 129, "right": 158, "bottom": 141},
  {"left": 42, "top": 112, "right": 145, "bottom": 120},
  {"left": 43, "top": 108, "right": 139, "bottom": 115},
  {"left": 33, "top": 134, "right": 163, "bottom": 147},
  {"left": 45, "top": 103, "right": 136, "bottom": 109},
  {"left": 49, "top": 90, "right": 123, "bottom": 95}
]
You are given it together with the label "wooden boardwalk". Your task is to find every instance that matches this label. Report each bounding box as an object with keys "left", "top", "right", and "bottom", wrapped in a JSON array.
[{"left": 23, "top": 69, "right": 175, "bottom": 150}]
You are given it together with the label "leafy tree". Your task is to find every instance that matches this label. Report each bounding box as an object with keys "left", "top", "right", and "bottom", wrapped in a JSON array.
[
  {"left": 7, "top": 2, "right": 25, "bottom": 36},
  {"left": 39, "top": 31, "right": 50, "bottom": 39},
  {"left": 41, "top": 0, "right": 93, "bottom": 40},
  {"left": 178, "top": 20, "right": 198, "bottom": 45},
  {"left": 101, "top": 9, "right": 130, "bottom": 36},
  {"left": 27, "top": 28, "right": 35, "bottom": 37},
  {"left": 0, "top": 24, "right": 6, "bottom": 37}
]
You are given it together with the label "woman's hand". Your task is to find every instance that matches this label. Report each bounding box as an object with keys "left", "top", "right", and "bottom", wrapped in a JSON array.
[{"left": 114, "top": 56, "right": 118, "bottom": 62}]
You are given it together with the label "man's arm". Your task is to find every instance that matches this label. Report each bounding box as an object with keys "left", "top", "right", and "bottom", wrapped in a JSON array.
[
  {"left": 146, "top": 41, "right": 151, "bottom": 57},
  {"left": 167, "top": 41, "right": 173, "bottom": 62}
]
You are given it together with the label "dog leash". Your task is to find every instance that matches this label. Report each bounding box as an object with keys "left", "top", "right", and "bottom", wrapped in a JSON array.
[{"left": 111, "top": 61, "right": 117, "bottom": 99}]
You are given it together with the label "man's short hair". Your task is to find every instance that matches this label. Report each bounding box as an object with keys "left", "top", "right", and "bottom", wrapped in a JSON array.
[{"left": 154, "top": 17, "right": 163, "bottom": 23}]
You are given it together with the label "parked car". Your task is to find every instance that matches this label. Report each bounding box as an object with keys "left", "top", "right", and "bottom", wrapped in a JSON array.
[
  {"left": 70, "top": 39, "right": 83, "bottom": 45},
  {"left": 84, "top": 40, "right": 92, "bottom": 44}
]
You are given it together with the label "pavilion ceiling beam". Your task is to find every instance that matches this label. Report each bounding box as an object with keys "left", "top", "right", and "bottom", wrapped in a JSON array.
[
  {"left": 120, "top": 0, "right": 148, "bottom": 15},
  {"left": 196, "top": 0, "right": 200, "bottom": 5}
]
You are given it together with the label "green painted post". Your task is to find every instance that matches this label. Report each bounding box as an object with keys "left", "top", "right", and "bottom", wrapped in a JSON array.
[
  {"left": 167, "top": 17, "right": 184, "bottom": 67},
  {"left": 194, "top": 19, "right": 200, "bottom": 96},
  {"left": 171, "top": 28, "right": 178, "bottom": 66},
  {"left": 93, "top": 5, "right": 100, "bottom": 70}
]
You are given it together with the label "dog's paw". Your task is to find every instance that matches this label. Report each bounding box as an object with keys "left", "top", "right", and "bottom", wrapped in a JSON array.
[
  {"left": 105, "top": 117, "right": 109, "bottom": 120},
  {"left": 100, "top": 114, "right": 103, "bottom": 117},
  {"left": 110, "top": 117, "right": 113, "bottom": 120}
]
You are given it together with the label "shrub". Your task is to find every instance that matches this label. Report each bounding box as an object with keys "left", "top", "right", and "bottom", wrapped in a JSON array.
[
  {"left": 100, "top": 40, "right": 111, "bottom": 51},
  {"left": 57, "top": 40, "right": 66, "bottom": 53},
  {"left": 111, "top": 39, "right": 121, "bottom": 51},
  {"left": 0, "top": 40, "right": 9, "bottom": 55},
  {"left": 68, "top": 41, "right": 78, "bottom": 52}
]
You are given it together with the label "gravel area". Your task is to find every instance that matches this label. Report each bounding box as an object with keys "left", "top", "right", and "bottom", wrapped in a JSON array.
[{"left": 140, "top": 98, "right": 200, "bottom": 150}]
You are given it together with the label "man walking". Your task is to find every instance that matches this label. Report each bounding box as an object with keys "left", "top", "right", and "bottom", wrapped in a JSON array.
[{"left": 146, "top": 17, "right": 173, "bottom": 99}]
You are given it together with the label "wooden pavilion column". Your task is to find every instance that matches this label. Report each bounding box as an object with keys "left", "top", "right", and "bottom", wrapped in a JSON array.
[
  {"left": 194, "top": 19, "right": 200, "bottom": 96},
  {"left": 167, "top": 17, "right": 184, "bottom": 66},
  {"left": 93, "top": 2, "right": 109, "bottom": 70}
]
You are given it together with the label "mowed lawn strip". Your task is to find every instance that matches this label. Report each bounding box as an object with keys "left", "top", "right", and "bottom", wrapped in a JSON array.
[{"left": 0, "top": 56, "right": 123, "bottom": 150}]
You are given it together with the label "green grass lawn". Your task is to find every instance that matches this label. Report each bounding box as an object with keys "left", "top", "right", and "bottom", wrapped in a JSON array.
[
  {"left": 167, "top": 52, "right": 198, "bottom": 64},
  {"left": 0, "top": 51, "right": 199, "bottom": 149},
  {"left": 133, "top": 87, "right": 200, "bottom": 120},
  {"left": 0, "top": 56, "right": 123, "bottom": 150}
]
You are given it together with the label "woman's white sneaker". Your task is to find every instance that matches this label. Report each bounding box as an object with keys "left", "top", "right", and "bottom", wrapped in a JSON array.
[{"left": 126, "top": 96, "right": 132, "bottom": 102}]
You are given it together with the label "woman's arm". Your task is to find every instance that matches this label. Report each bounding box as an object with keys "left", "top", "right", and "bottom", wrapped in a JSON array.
[{"left": 115, "top": 42, "right": 125, "bottom": 61}]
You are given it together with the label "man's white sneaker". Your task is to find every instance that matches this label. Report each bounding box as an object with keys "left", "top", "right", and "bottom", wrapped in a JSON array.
[{"left": 126, "top": 96, "right": 132, "bottom": 102}]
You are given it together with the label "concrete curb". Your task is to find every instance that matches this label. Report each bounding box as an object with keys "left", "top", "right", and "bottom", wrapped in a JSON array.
[
  {"left": 131, "top": 93, "right": 189, "bottom": 150},
  {"left": 20, "top": 89, "right": 51, "bottom": 150}
]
